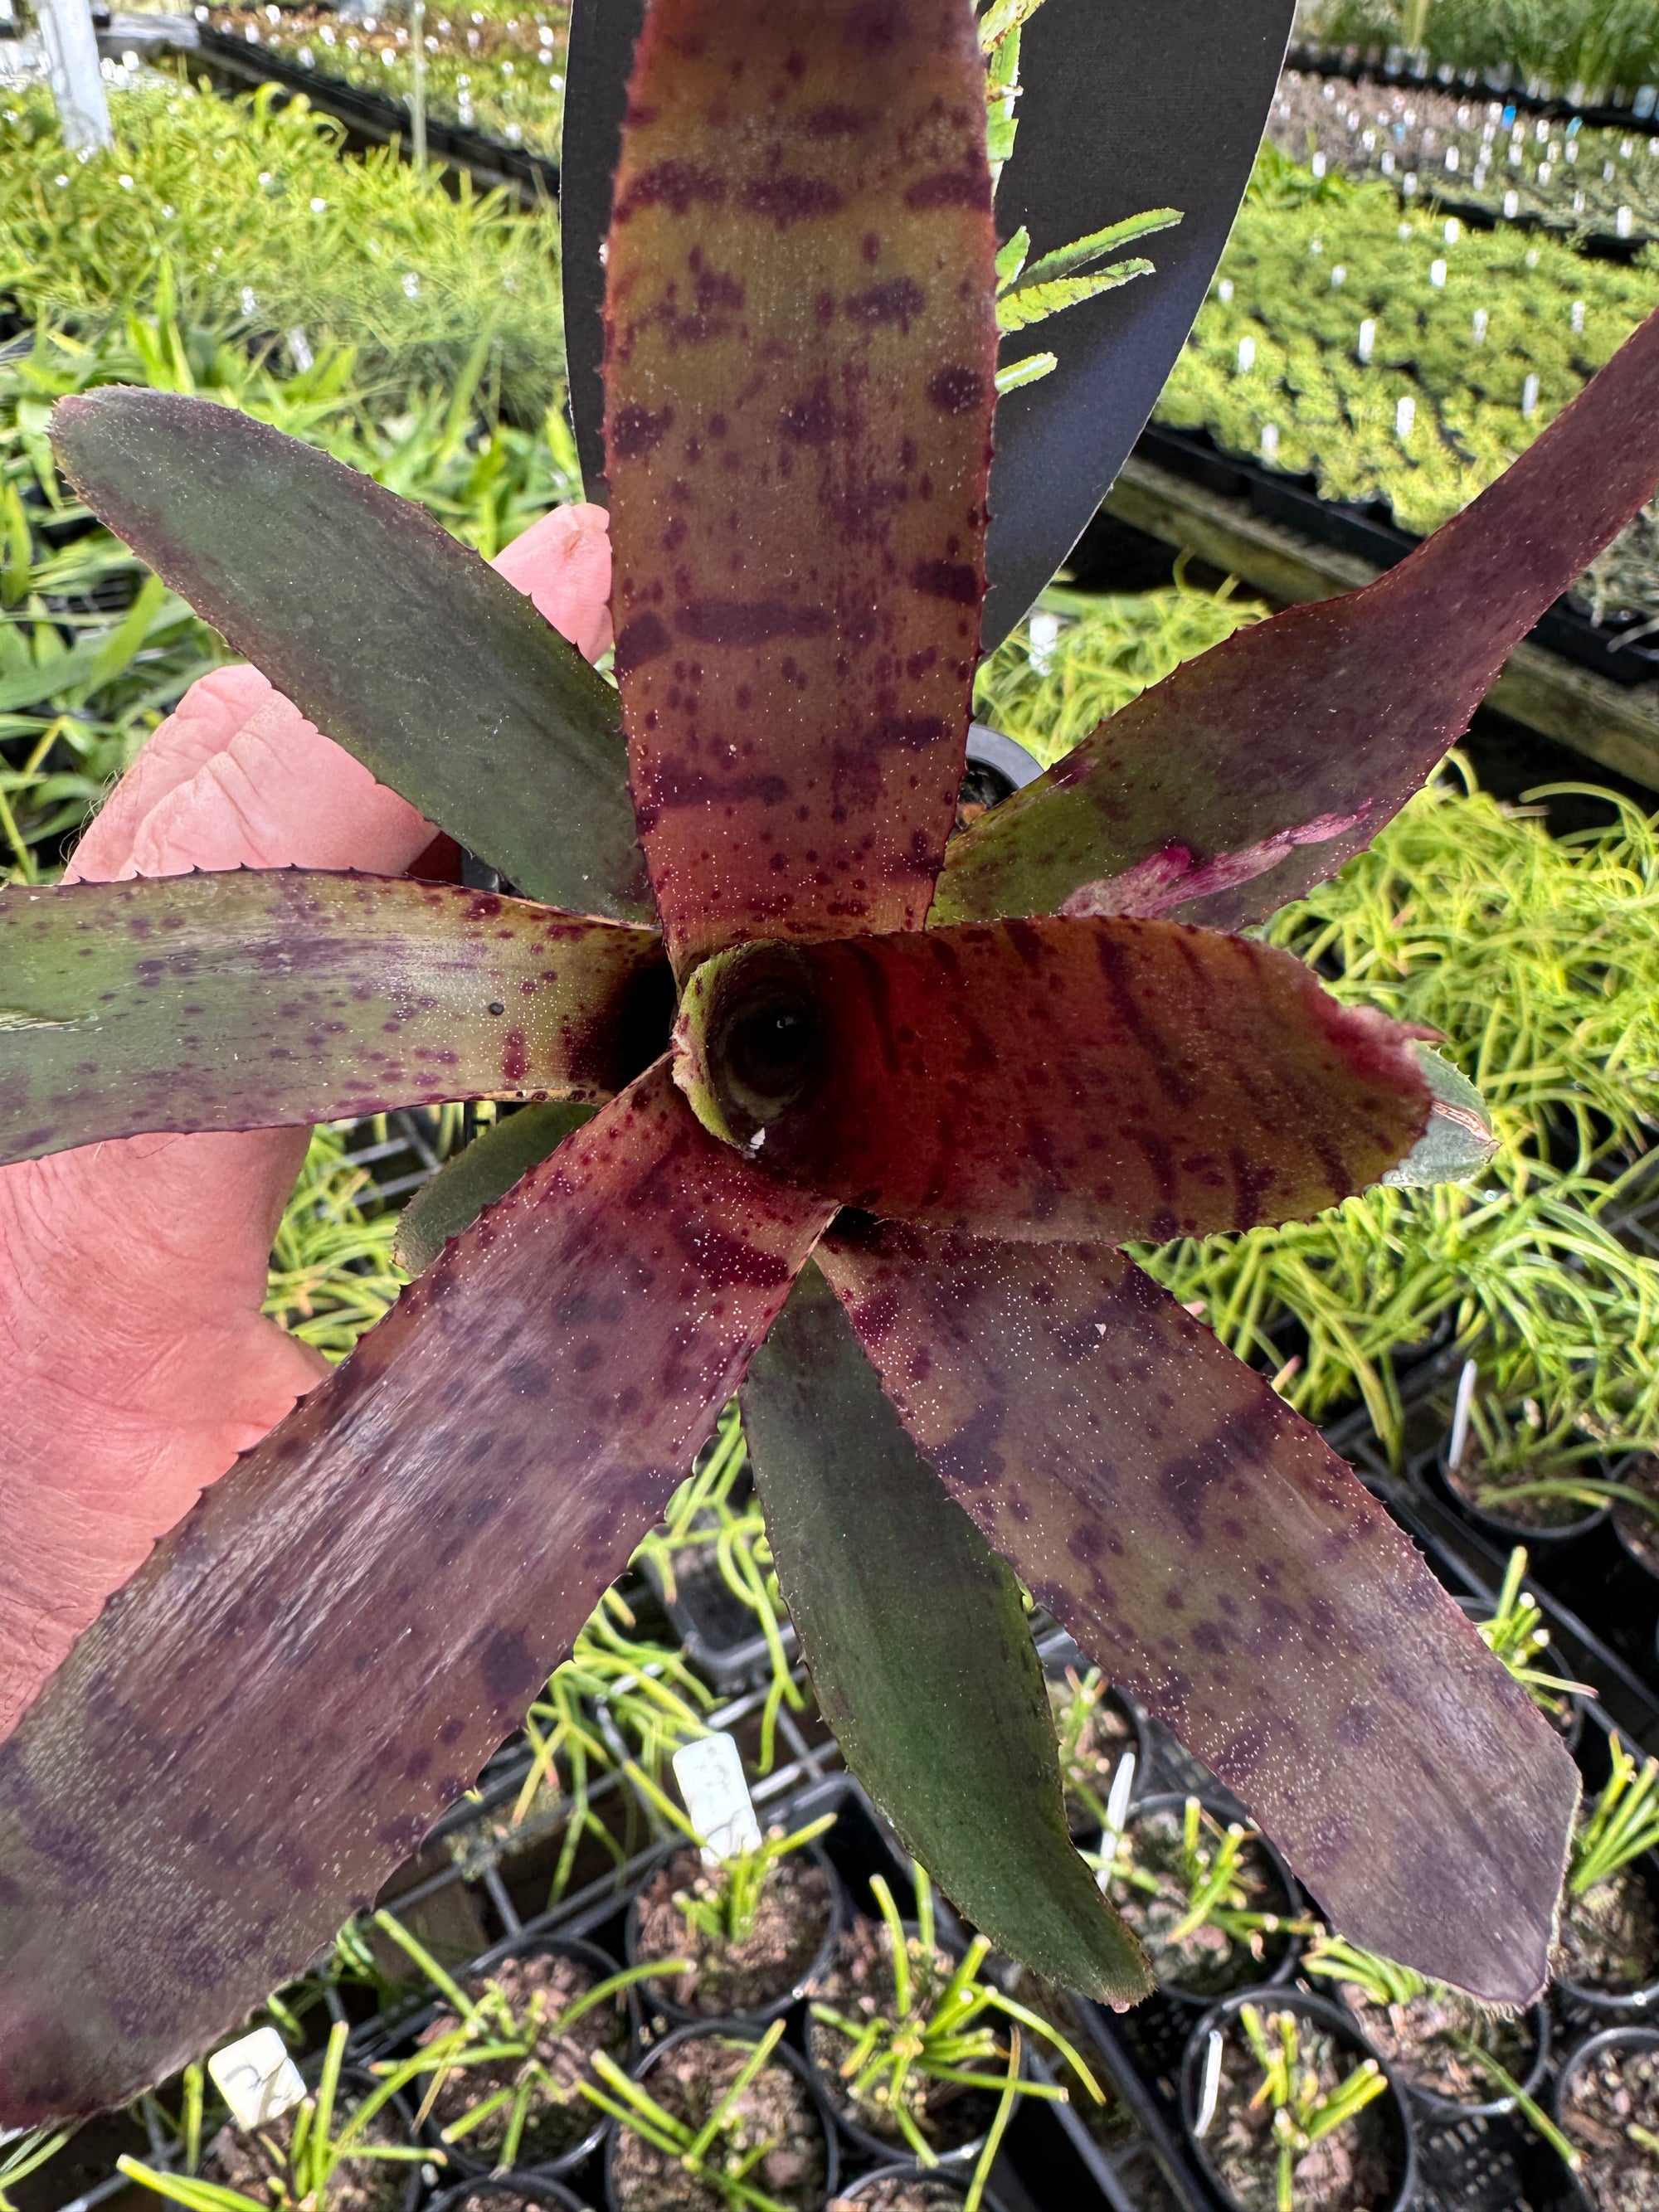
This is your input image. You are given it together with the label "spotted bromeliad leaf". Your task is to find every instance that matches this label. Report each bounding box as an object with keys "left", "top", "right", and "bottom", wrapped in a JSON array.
[{"left": 2, "top": 0, "right": 1657, "bottom": 2122}]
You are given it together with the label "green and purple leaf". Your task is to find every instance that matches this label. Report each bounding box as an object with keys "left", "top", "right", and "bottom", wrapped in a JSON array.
[
  {"left": 0, "top": 873, "right": 669, "bottom": 1165},
  {"left": 815, "top": 1218, "right": 1577, "bottom": 2006},
  {"left": 604, "top": 0, "right": 998, "bottom": 972},
  {"left": 50, "top": 391, "right": 652, "bottom": 921},
  {"left": 0, "top": 1062, "right": 833, "bottom": 2124},
  {"left": 393, "top": 1098, "right": 596, "bottom": 1273},
  {"left": 932, "top": 300, "right": 1659, "bottom": 931},
  {"left": 673, "top": 916, "right": 1432, "bottom": 1241},
  {"left": 743, "top": 1264, "right": 1151, "bottom": 2001}
]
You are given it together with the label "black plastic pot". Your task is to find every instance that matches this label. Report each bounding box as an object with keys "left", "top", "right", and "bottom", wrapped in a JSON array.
[
  {"left": 1179, "top": 1990, "right": 1416, "bottom": 2212},
  {"left": 804, "top": 1923, "right": 1005, "bottom": 2172},
  {"left": 1431, "top": 1441, "right": 1613, "bottom": 1558},
  {"left": 602, "top": 2019, "right": 839, "bottom": 2212},
  {"left": 624, "top": 1838, "right": 846, "bottom": 2029},
  {"left": 1553, "top": 2024, "right": 1659, "bottom": 2183},
  {"left": 429, "top": 2176, "right": 589, "bottom": 2212},
  {"left": 1109, "top": 1793, "right": 1305, "bottom": 2010},
  {"left": 1327, "top": 1981, "right": 1551, "bottom": 2124},
  {"left": 1554, "top": 1850, "right": 1659, "bottom": 2020},
  {"left": 827, "top": 2161, "right": 1012, "bottom": 2211},
  {"left": 414, "top": 1934, "right": 639, "bottom": 2180},
  {"left": 641, "top": 1524, "right": 797, "bottom": 1692}
]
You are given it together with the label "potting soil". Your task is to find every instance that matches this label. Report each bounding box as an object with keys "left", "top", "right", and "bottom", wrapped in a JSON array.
[
  {"left": 1555, "top": 1869, "right": 1659, "bottom": 1994},
  {"left": 201, "top": 2101, "right": 408, "bottom": 2212},
  {"left": 1335, "top": 1981, "right": 1534, "bottom": 2103},
  {"left": 1110, "top": 1807, "right": 1294, "bottom": 2000},
  {"left": 1560, "top": 2039, "right": 1659, "bottom": 2212}
]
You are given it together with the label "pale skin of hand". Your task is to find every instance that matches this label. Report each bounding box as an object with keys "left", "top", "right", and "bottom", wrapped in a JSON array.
[{"left": 0, "top": 503, "right": 615, "bottom": 1739}]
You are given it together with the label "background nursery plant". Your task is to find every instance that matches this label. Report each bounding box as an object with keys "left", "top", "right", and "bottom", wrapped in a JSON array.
[{"left": 9, "top": 0, "right": 1659, "bottom": 2131}]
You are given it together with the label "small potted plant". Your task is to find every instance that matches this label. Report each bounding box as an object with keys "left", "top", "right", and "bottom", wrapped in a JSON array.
[
  {"left": 1554, "top": 2025, "right": 1659, "bottom": 2212},
  {"left": 805, "top": 1864, "right": 1102, "bottom": 2168},
  {"left": 1436, "top": 1375, "right": 1620, "bottom": 1553},
  {"left": 376, "top": 1913, "right": 658, "bottom": 2178},
  {"left": 1459, "top": 1545, "right": 1590, "bottom": 1748},
  {"left": 825, "top": 2039, "right": 1023, "bottom": 2212},
  {"left": 589, "top": 2015, "right": 837, "bottom": 2212},
  {"left": 1047, "top": 1663, "right": 1143, "bottom": 1840},
  {"left": 117, "top": 2023, "right": 431, "bottom": 2212},
  {"left": 626, "top": 1810, "right": 843, "bottom": 2026},
  {"left": 1180, "top": 1995, "right": 1415, "bottom": 2212},
  {"left": 1554, "top": 1737, "right": 1659, "bottom": 2016},
  {"left": 1302, "top": 1932, "right": 1550, "bottom": 2120},
  {"left": 1099, "top": 1795, "right": 1311, "bottom": 2006}
]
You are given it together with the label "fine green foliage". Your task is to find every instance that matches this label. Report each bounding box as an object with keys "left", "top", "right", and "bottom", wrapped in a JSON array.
[
  {"left": 263, "top": 1122, "right": 411, "bottom": 1364},
  {"left": 670, "top": 1816, "right": 836, "bottom": 1950},
  {"left": 0, "top": 80, "right": 564, "bottom": 412},
  {"left": 372, "top": 1912, "right": 668, "bottom": 2171},
  {"left": 1270, "top": 69, "right": 1659, "bottom": 250},
  {"left": 973, "top": 581, "right": 1272, "bottom": 768},
  {"left": 1571, "top": 1735, "right": 1659, "bottom": 1896},
  {"left": 579, "top": 2019, "right": 798, "bottom": 2212},
  {"left": 1104, "top": 1796, "right": 1312, "bottom": 1956},
  {"left": 1160, "top": 144, "right": 1659, "bottom": 535},
  {"left": 1472, "top": 1547, "right": 1588, "bottom": 1720},
  {"left": 1231, "top": 2004, "right": 1389, "bottom": 2212},
  {"left": 207, "top": 0, "right": 571, "bottom": 163},
  {"left": 118, "top": 2022, "right": 431, "bottom": 2212},
  {"left": 808, "top": 1865, "right": 1102, "bottom": 2164},
  {"left": 1300, "top": 0, "right": 1659, "bottom": 102}
]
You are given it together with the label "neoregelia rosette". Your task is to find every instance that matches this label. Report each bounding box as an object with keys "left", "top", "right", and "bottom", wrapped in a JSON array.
[{"left": 2, "top": 0, "right": 1657, "bottom": 2122}]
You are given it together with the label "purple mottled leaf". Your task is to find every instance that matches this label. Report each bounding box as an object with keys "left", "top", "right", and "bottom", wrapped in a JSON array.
[
  {"left": 605, "top": 0, "right": 998, "bottom": 972},
  {"left": 672, "top": 916, "right": 1430, "bottom": 1242},
  {"left": 816, "top": 1218, "right": 1578, "bottom": 2006},
  {"left": 0, "top": 872, "right": 669, "bottom": 1165},
  {"left": 932, "top": 301, "right": 1659, "bottom": 931},
  {"left": 0, "top": 1062, "right": 832, "bottom": 2123}
]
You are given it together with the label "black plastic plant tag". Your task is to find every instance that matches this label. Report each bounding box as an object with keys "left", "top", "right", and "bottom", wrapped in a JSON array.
[{"left": 558, "top": 0, "right": 1293, "bottom": 645}]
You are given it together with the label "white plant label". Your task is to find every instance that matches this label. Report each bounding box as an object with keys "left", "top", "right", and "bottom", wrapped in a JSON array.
[
  {"left": 674, "top": 1733, "right": 761, "bottom": 1866},
  {"left": 207, "top": 2027, "right": 307, "bottom": 2132}
]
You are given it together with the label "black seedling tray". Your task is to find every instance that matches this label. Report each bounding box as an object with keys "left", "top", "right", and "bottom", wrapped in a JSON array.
[
  {"left": 1286, "top": 40, "right": 1659, "bottom": 139},
  {"left": 1132, "top": 420, "right": 1659, "bottom": 690}
]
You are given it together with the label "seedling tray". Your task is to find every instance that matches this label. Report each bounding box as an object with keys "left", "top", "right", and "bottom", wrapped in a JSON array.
[
  {"left": 1132, "top": 420, "right": 1659, "bottom": 693},
  {"left": 1285, "top": 40, "right": 1659, "bottom": 139}
]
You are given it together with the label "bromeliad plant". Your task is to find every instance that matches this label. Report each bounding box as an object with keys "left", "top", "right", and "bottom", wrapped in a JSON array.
[{"left": 5, "top": 0, "right": 1659, "bottom": 2123}]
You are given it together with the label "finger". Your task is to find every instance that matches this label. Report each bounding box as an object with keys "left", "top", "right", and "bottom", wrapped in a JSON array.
[{"left": 490, "top": 500, "right": 614, "bottom": 663}]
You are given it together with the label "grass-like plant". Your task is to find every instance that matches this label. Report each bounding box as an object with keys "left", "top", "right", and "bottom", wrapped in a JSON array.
[
  {"left": 1301, "top": 0, "right": 1659, "bottom": 101},
  {"left": 1570, "top": 1736, "right": 1659, "bottom": 1897},
  {"left": 115, "top": 2022, "right": 431, "bottom": 2212},
  {"left": 1103, "top": 1796, "right": 1316, "bottom": 1961},
  {"left": 1223, "top": 2003, "right": 1389, "bottom": 2212},
  {"left": 6, "top": 0, "right": 1659, "bottom": 2123},
  {"left": 371, "top": 1912, "right": 669, "bottom": 2171},
  {"left": 809, "top": 1864, "right": 1102, "bottom": 2166},
  {"left": 579, "top": 2017, "right": 800, "bottom": 2212},
  {"left": 1471, "top": 1547, "right": 1589, "bottom": 1723},
  {"left": 662, "top": 1815, "right": 837, "bottom": 1952}
]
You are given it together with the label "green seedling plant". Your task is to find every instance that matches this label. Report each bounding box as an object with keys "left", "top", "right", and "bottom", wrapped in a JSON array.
[
  {"left": 116, "top": 2022, "right": 433, "bottom": 2212},
  {"left": 1225, "top": 2004, "right": 1389, "bottom": 2212},
  {"left": 1050, "top": 1664, "right": 1131, "bottom": 1833},
  {"left": 1472, "top": 1547, "right": 1591, "bottom": 1724},
  {"left": 809, "top": 1864, "right": 1102, "bottom": 2166},
  {"left": 669, "top": 1816, "right": 838, "bottom": 1953},
  {"left": 1106, "top": 1796, "right": 1318, "bottom": 1960},
  {"left": 370, "top": 1911, "right": 673, "bottom": 2172},
  {"left": 577, "top": 2017, "right": 798, "bottom": 2212},
  {"left": 1570, "top": 1735, "right": 1659, "bottom": 1898},
  {"left": 1452, "top": 1368, "right": 1659, "bottom": 1526},
  {"left": 1301, "top": 1930, "right": 1583, "bottom": 2166},
  {"left": 10, "top": 0, "right": 1659, "bottom": 2124}
]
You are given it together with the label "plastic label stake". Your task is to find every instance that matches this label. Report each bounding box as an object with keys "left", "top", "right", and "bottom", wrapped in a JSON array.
[
  {"left": 673, "top": 1733, "right": 761, "bottom": 1867},
  {"left": 207, "top": 2026, "right": 308, "bottom": 2131}
]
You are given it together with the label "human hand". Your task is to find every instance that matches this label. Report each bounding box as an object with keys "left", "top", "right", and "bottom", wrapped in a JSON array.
[{"left": 0, "top": 501, "right": 615, "bottom": 1738}]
